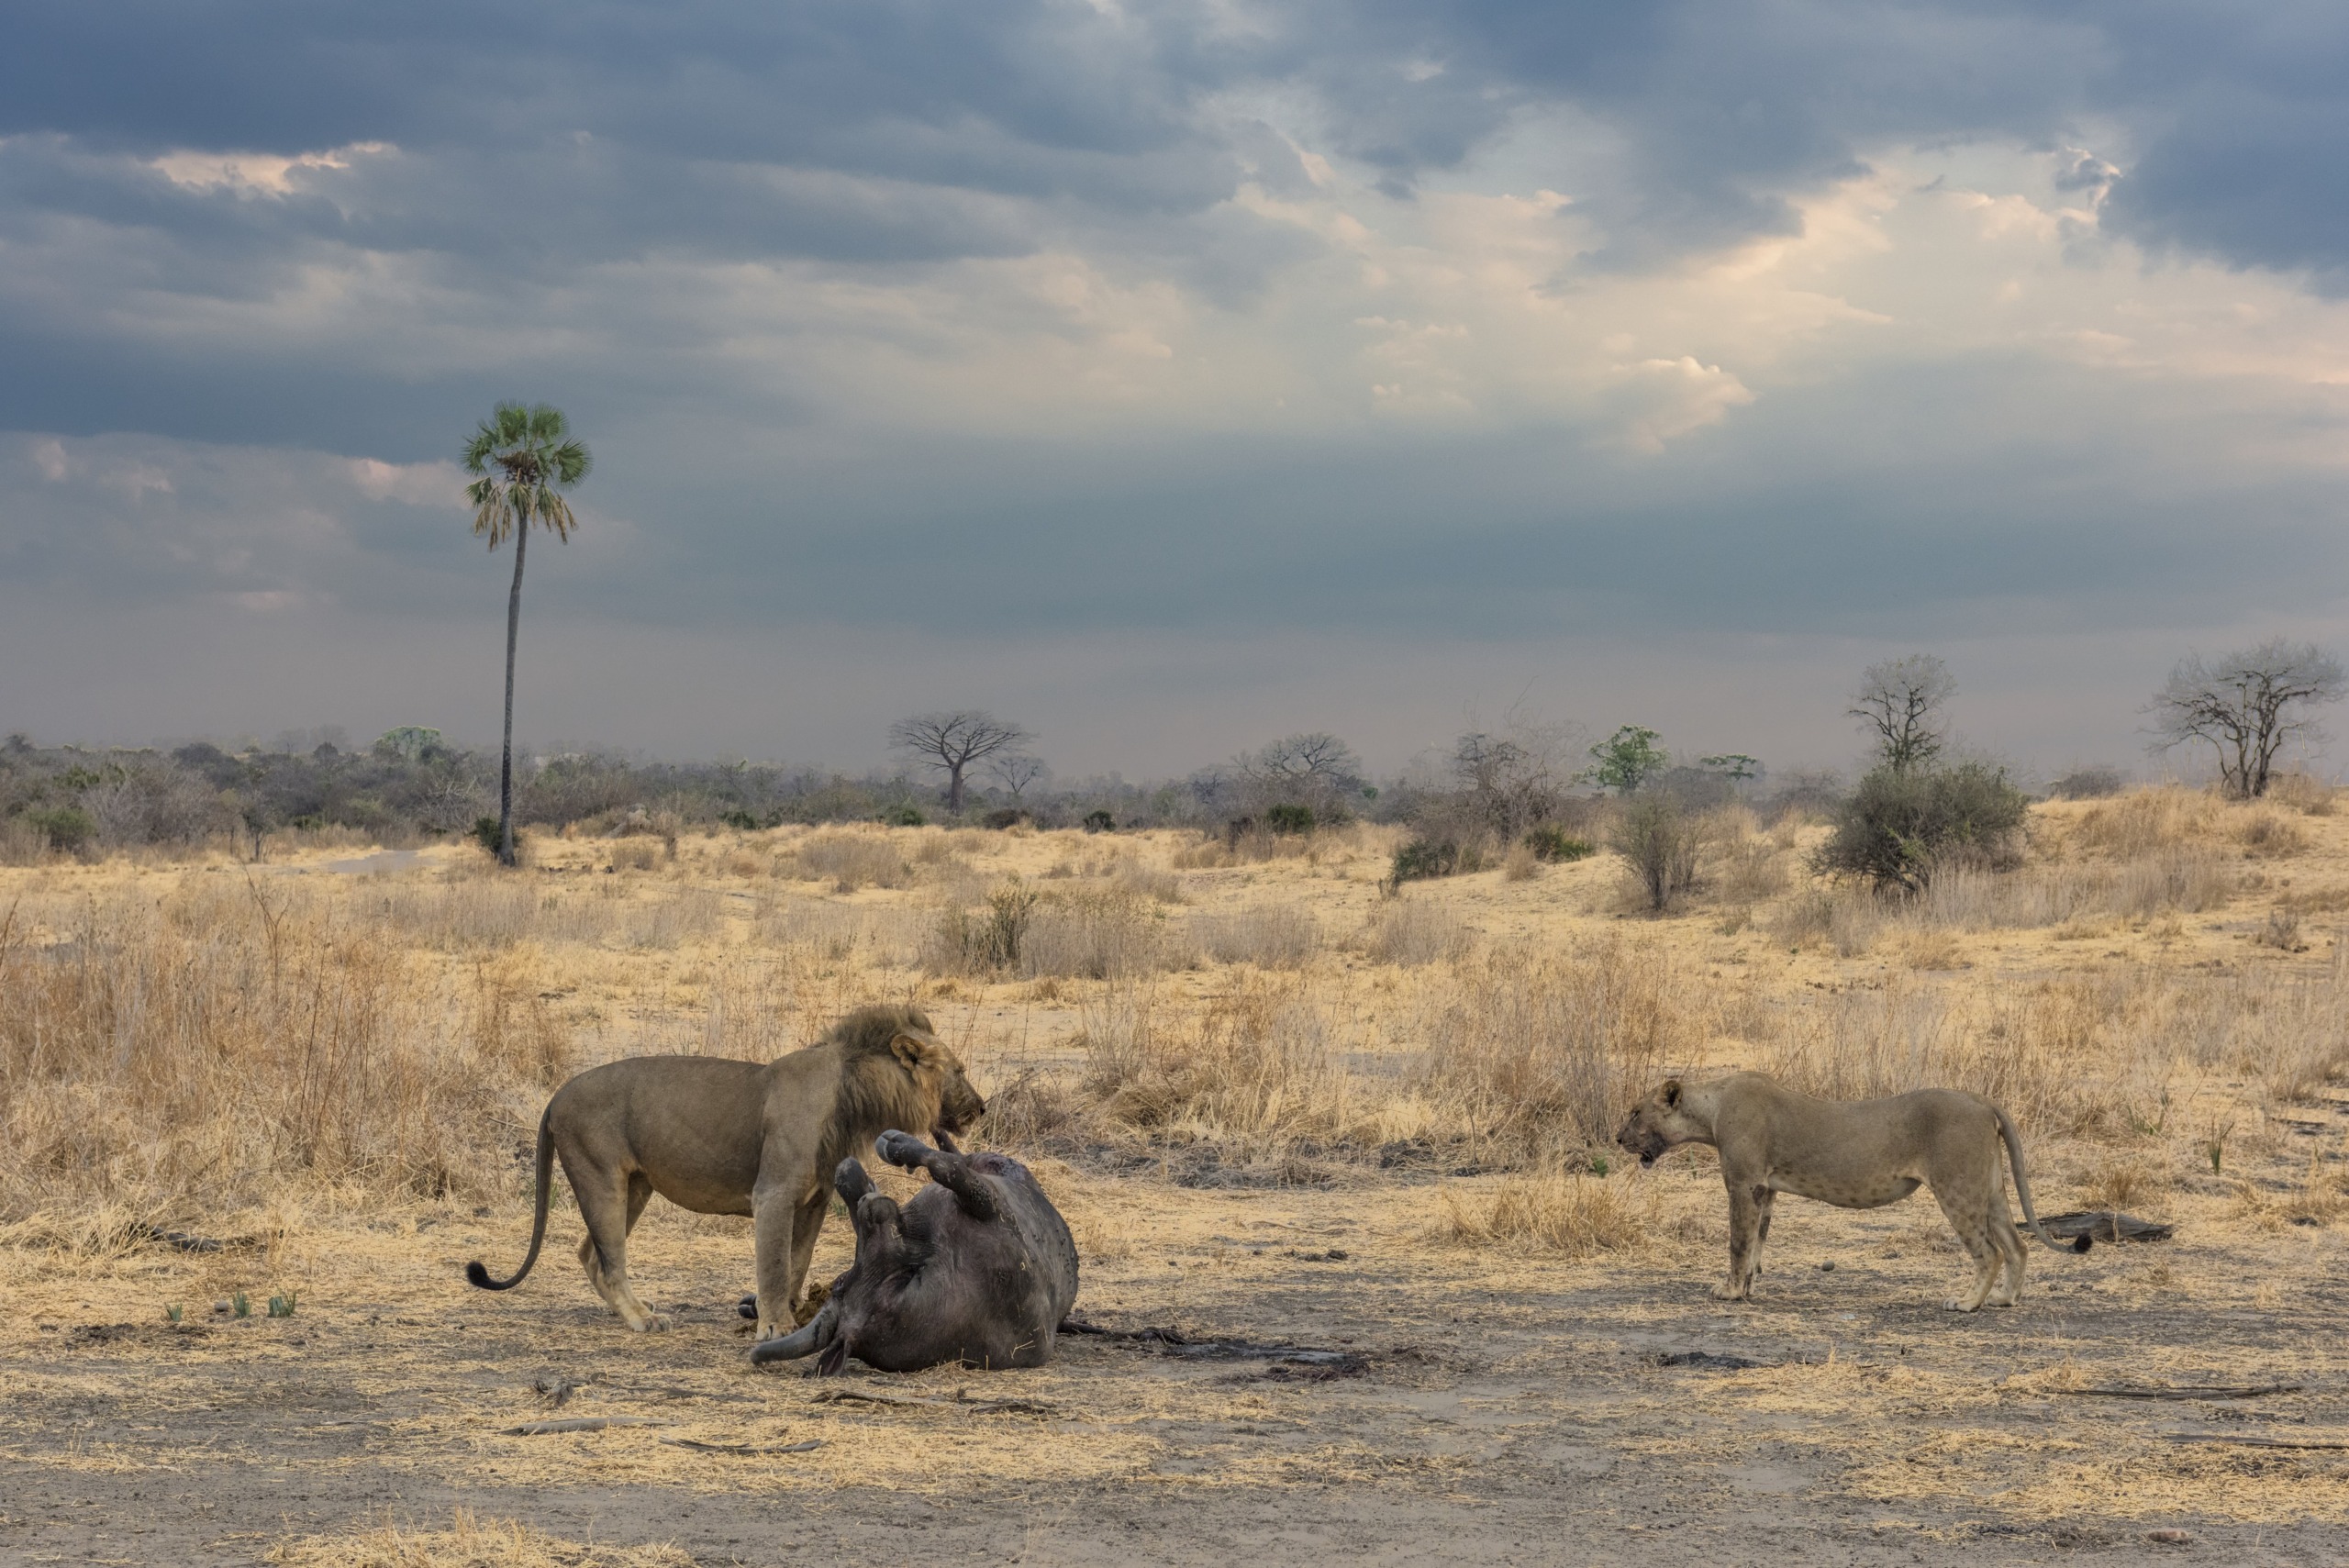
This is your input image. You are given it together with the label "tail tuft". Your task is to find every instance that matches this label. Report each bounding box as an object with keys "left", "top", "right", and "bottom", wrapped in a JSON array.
[
  {"left": 2072, "top": 1234, "right": 2092, "bottom": 1254},
  {"left": 464, "top": 1260, "right": 493, "bottom": 1288}
]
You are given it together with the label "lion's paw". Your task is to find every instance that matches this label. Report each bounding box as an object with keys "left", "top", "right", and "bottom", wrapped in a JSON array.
[{"left": 1709, "top": 1283, "right": 1751, "bottom": 1302}]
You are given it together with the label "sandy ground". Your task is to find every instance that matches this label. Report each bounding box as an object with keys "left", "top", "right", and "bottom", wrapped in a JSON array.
[{"left": 7, "top": 1140, "right": 2347, "bottom": 1567}]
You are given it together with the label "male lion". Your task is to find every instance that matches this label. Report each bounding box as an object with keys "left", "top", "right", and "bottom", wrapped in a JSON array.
[
  {"left": 1616, "top": 1072, "right": 2087, "bottom": 1311},
  {"left": 466, "top": 1005, "right": 986, "bottom": 1338}
]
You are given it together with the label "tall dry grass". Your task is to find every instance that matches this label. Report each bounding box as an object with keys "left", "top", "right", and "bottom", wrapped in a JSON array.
[
  {"left": 0, "top": 881, "right": 526, "bottom": 1233},
  {"left": 1409, "top": 941, "right": 1691, "bottom": 1162}
]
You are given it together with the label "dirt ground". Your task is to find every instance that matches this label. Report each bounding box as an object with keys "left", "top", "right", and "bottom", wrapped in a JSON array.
[{"left": 7, "top": 1142, "right": 2347, "bottom": 1567}]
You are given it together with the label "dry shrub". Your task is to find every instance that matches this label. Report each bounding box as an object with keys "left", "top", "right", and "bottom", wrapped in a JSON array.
[
  {"left": 374, "top": 880, "right": 540, "bottom": 950},
  {"left": 467, "top": 950, "right": 573, "bottom": 1085},
  {"left": 616, "top": 887, "right": 725, "bottom": 950},
  {"left": 755, "top": 896, "right": 921, "bottom": 968},
  {"left": 0, "top": 817, "right": 50, "bottom": 866},
  {"left": 2077, "top": 1152, "right": 2170, "bottom": 1212},
  {"left": 789, "top": 830, "right": 913, "bottom": 893},
  {"left": 1076, "top": 977, "right": 1368, "bottom": 1152},
  {"left": 1502, "top": 841, "right": 1540, "bottom": 882},
  {"left": 2235, "top": 806, "right": 2309, "bottom": 858},
  {"left": 1714, "top": 832, "right": 1788, "bottom": 906},
  {"left": 1021, "top": 888, "right": 1174, "bottom": 980},
  {"left": 1113, "top": 861, "right": 1187, "bottom": 904},
  {"left": 2, "top": 881, "right": 513, "bottom": 1227},
  {"left": 2264, "top": 770, "right": 2336, "bottom": 816},
  {"left": 609, "top": 839, "right": 662, "bottom": 872},
  {"left": 1170, "top": 837, "right": 1230, "bottom": 870},
  {"left": 1431, "top": 1169, "right": 1658, "bottom": 1258},
  {"left": 2255, "top": 906, "right": 2307, "bottom": 951},
  {"left": 1357, "top": 898, "right": 1469, "bottom": 967},
  {"left": 1411, "top": 941, "right": 1690, "bottom": 1162},
  {"left": 2065, "top": 785, "right": 2226, "bottom": 858},
  {"left": 267, "top": 1509, "right": 693, "bottom": 1568},
  {"left": 1191, "top": 902, "right": 1321, "bottom": 969}
]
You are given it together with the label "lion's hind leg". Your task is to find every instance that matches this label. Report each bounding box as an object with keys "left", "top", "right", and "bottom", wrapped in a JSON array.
[
  {"left": 577, "top": 1170, "right": 669, "bottom": 1332},
  {"left": 1930, "top": 1177, "right": 2002, "bottom": 1313},
  {"left": 1984, "top": 1182, "right": 2027, "bottom": 1307}
]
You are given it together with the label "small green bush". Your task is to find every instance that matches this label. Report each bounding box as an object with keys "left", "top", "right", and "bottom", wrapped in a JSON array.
[
  {"left": 1391, "top": 839, "right": 1461, "bottom": 884},
  {"left": 26, "top": 806, "right": 96, "bottom": 853},
  {"left": 720, "top": 808, "right": 762, "bottom": 831},
  {"left": 1264, "top": 803, "right": 1316, "bottom": 835},
  {"left": 882, "top": 804, "right": 927, "bottom": 828},
  {"left": 985, "top": 807, "right": 1032, "bottom": 830},
  {"left": 1522, "top": 824, "right": 1595, "bottom": 862},
  {"left": 1083, "top": 809, "right": 1116, "bottom": 833},
  {"left": 1815, "top": 761, "right": 2029, "bottom": 891},
  {"left": 470, "top": 816, "right": 514, "bottom": 855}
]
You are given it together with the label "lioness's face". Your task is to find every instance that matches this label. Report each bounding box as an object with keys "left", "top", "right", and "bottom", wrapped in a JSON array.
[{"left": 1615, "top": 1078, "right": 1706, "bottom": 1168}]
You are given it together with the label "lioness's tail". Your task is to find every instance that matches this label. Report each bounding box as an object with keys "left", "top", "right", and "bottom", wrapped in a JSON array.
[
  {"left": 1994, "top": 1104, "right": 2091, "bottom": 1254},
  {"left": 465, "top": 1106, "right": 555, "bottom": 1290}
]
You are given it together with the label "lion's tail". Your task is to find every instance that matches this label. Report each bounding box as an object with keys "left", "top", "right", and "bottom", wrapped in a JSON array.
[
  {"left": 465, "top": 1106, "right": 555, "bottom": 1290},
  {"left": 1995, "top": 1104, "right": 2091, "bottom": 1254}
]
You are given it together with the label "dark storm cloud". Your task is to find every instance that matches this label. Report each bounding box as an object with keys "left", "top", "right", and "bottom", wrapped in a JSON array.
[{"left": 6, "top": 0, "right": 2349, "bottom": 769}]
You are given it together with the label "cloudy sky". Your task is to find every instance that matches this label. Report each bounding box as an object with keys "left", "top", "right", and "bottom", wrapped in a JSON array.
[{"left": 6, "top": 1, "right": 2349, "bottom": 781}]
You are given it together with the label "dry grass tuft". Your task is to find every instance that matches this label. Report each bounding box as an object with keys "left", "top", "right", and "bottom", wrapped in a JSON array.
[
  {"left": 266, "top": 1510, "right": 693, "bottom": 1568},
  {"left": 1190, "top": 902, "right": 1321, "bottom": 969},
  {"left": 1431, "top": 1169, "right": 1659, "bottom": 1258},
  {"left": 788, "top": 829, "right": 914, "bottom": 892},
  {"left": 1411, "top": 941, "right": 1689, "bottom": 1161},
  {"left": 1357, "top": 898, "right": 1470, "bottom": 967}
]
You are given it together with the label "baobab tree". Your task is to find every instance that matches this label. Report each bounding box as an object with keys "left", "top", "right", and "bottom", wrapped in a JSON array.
[
  {"left": 890, "top": 711, "right": 1033, "bottom": 814},
  {"left": 2147, "top": 639, "right": 2345, "bottom": 798},
  {"left": 462, "top": 403, "right": 590, "bottom": 866}
]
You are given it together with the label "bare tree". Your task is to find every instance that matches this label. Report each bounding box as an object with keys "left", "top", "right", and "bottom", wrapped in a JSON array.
[
  {"left": 1234, "top": 732, "right": 1364, "bottom": 816},
  {"left": 890, "top": 712, "right": 1033, "bottom": 814},
  {"left": 1850, "top": 654, "right": 1955, "bottom": 773},
  {"left": 2147, "top": 639, "right": 2346, "bottom": 799},
  {"left": 987, "top": 751, "right": 1050, "bottom": 802}
]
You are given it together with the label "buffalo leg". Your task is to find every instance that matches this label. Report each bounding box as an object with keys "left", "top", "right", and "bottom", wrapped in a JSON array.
[{"left": 876, "top": 1129, "right": 999, "bottom": 1221}]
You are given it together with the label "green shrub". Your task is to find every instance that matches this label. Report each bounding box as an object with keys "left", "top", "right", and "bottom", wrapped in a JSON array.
[
  {"left": 720, "top": 808, "right": 762, "bottom": 831},
  {"left": 1814, "top": 762, "right": 2029, "bottom": 891},
  {"left": 882, "top": 804, "right": 927, "bottom": 828},
  {"left": 469, "top": 816, "right": 513, "bottom": 855},
  {"left": 1083, "top": 809, "right": 1116, "bottom": 833},
  {"left": 985, "top": 807, "right": 1032, "bottom": 830},
  {"left": 1391, "top": 839, "right": 1461, "bottom": 884},
  {"left": 1522, "top": 824, "right": 1595, "bottom": 862},
  {"left": 27, "top": 806, "right": 97, "bottom": 853},
  {"left": 1264, "top": 803, "right": 1315, "bottom": 835}
]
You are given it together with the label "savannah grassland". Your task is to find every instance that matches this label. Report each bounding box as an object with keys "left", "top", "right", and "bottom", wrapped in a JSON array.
[{"left": 5, "top": 788, "right": 2349, "bottom": 1566}]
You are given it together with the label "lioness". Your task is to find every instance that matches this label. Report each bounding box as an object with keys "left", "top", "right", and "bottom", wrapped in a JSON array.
[
  {"left": 1616, "top": 1072, "right": 2087, "bottom": 1311},
  {"left": 466, "top": 1005, "right": 986, "bottom": 1338}
]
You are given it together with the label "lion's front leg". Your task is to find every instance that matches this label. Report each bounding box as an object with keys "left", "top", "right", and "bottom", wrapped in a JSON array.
[
  {"left": 1715, "top": 1178, "right": 1764, "bottom": 1301},
  {"left": 750, "top": 1188, "right": 799, "bottom": 1341}
]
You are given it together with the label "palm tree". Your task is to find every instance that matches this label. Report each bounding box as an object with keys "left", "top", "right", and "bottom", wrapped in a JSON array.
[{"left": 463, "top": 403, "right": 590, "bottom": 867}]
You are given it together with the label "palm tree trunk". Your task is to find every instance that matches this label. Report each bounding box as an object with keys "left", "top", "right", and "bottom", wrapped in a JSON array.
[{"left": 499, "top": 520, "right": 528, "bottom": 867}]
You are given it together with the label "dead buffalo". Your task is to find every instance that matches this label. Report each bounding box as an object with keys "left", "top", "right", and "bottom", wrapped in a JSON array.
[{"left": 750, "top": 1129, "right": 1078, "bottom": 1374}]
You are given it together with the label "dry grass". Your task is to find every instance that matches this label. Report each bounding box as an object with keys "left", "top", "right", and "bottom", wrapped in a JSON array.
[
  {"left": 0, "top": 878, "right": 516, "bottom": 1228},
  {"left": 267, "top": 1510, "right": 693, "bottom": 1568},
  {"left": 1190, "top": 902, "right": 1321, "bottom": 969},
  {"left": 1430, "top": 1168, "right": 1660, "bottom": 1257},
  {"left": 1409, "top": 941, "right": 1690, "bottom": 1160},
  {"left": 1356, "top": 897, "right": 1468, "bottom": 967},
  {"left": 787, "top": 829, "right": 915, "bottom": 892}
]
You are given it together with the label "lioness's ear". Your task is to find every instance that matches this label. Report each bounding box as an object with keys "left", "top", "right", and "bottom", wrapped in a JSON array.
[{"left": 1661, "top": 1078, "right": 1682, "bottom": 1107}]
